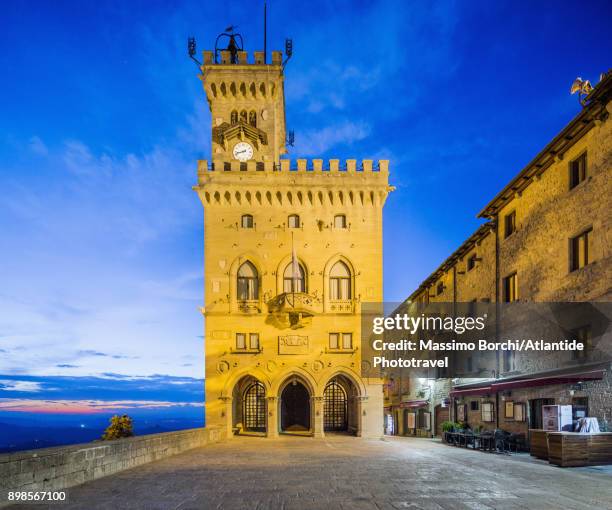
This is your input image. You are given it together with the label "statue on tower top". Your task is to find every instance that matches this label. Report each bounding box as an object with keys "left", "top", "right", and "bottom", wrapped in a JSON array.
[{"left": 215, "top": 26, "right": 244, "bottom": 64}]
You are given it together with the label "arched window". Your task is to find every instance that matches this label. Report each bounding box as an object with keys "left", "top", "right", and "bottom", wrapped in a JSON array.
[
  {"left": 237, "top": 261, "right": 259, "bottom": 300},
  {"left": 230, "top": 110, "right": 238, "bottom": 124},
  {"left": 239, "top": 110, "right": 248, "bottom": 123},
  {"left": 241, "top": 214, "right": 254, "bottom": 228},
  {"left": 283, "top": 261, "right": 306, "bottom": 293},
  {"left": 334, "top": 214, "right": 347, "bottom": 229},
  {"left": 248, "top": 110, "right": 257, "bottom": 127},
  {"left": 287, "top": 214, "right": 300, "bottom": 228},
  {"left": 330, "top": 261, "right": 351, "bottom": 300},
  {"left": 243, "top": 382, "right": 266, "bottom": 432}
]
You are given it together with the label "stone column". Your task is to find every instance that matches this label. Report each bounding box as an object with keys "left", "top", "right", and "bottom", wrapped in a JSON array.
[
  {"left": 219, "top": 396, "right": 233, "bottom": 439},
  {"left": 267, "top": 396, "right": 279, "bottom": 438},
  {"left": 355, "top": 396, "right": 368, "bottom": 437},
  {"left": 313, "top": 396, "right": 325, "bottom": 438}
]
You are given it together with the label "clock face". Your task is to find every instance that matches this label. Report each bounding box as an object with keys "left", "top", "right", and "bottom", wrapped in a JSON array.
[{"left": 232, "top": 142, "right": 254, "bottom": 162}]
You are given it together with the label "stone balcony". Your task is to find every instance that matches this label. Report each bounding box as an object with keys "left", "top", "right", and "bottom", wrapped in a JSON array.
[{"left": 267, "top": 292, "right": 317, "bottom": 329}]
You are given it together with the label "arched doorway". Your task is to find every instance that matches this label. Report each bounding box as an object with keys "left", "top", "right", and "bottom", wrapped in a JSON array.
[
  {"left": 243, "top": 382, "right": 266, "bottom": 432},
  {"left": 324, "top": 380, "right": 347, "bottom": 431},
  {"left": 280, "top": 379, "right": 311, "bottom": 433},
  {"left": 323, "top": 374, "right": 360, "bottom": 435},
  {"left": 232, "top": 375, "right": 267, "bottom": 434}
]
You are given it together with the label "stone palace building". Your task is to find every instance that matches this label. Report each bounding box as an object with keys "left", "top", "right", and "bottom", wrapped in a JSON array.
[{"left": 193, "top": 40, "right": 392, "bottom": 438}]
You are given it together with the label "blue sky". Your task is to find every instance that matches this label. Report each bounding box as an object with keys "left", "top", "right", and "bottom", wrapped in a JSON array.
[{"left": 1, "top": 0, "right": 611, "bottom": 406}]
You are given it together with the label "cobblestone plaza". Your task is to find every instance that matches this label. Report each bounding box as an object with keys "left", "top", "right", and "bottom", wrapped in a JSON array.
[{"left": 10, "top": 436, "right": 612, "bottom": 510}]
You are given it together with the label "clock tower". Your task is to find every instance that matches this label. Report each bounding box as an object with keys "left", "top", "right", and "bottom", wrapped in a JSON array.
[
  {"left": 199, "top": 40, "right": 287, "bottom": 166},
  {"left": 194, "top": 33, "right": 391, "bottom": 440}
]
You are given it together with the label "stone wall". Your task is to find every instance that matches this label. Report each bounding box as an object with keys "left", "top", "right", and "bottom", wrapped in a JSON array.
[{"left": 0, "top": 427, "right": 225, "bottom": 504}]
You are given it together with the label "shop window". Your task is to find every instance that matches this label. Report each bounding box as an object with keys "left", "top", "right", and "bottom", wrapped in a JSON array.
[
  {"left": 571, "top": 325, "right": 592, "bottom": 360},
  {"left": 569, "top": 152, "right": 587, "bottom": 189},
  {"left": 334, "top": 214, "right": 347, "bottom": 229},
  {"left": 503, "top": 272, "right": 518, "bottom": 302},
  {"left": 287, "top": 214, "right": 300, "bottom": 228},
  {"left": 504, "top": 211, "right": 516, "bottom": 238},
  {"left": 569, "top": 228, "right": 592, "bottom": 272},
  {"left": 481, "top": 402, "right": 494, "bottom": 422}
]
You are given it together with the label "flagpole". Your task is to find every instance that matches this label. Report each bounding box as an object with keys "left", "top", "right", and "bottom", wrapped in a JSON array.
[{"left": 291, "top": 230, "right": 295, "bottom": 304}]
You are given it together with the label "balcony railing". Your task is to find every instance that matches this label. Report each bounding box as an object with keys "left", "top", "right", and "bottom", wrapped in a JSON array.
[{"left": 267, "top": 292, "right": 317, "bottom": 316}]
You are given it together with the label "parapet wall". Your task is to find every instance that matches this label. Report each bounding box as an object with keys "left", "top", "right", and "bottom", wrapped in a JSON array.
[
  {"left": 198, "top": 159, "right": 389, "bottom": 175},
  {"left": 0, "top": 427, "right": 225, "bottom": 503},
  {"left": 202, "top": 50, "right": 283, "bottom": 66}
]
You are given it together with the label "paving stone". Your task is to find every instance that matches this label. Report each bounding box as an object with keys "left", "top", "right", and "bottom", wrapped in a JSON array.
[{"left": 5, "top": 436, "right": 612, "bottom": 510}]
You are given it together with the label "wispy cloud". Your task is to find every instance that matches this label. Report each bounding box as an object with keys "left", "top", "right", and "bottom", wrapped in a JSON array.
[
  {"left": 294, "top": 120, "right": 371, "bottom": 156},
  {"left": 0, "top": 380, "right": 44, "bottom": 392},
  {"left": 0, "top": 398, "right": 204, "bottom": 414}
]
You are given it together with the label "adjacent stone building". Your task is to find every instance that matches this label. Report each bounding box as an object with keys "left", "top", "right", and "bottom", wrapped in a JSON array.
[
  {"left": 193, "top": 40, "right": 392, "bottom": 438},
  {"left": 386, "top": 71, "right": 612, "bottom": 439}
]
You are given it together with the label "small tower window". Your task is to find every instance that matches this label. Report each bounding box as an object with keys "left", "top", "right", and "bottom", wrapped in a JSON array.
[
  {"left": 288, "top": 214, "right": 300, "bottom": 228},
  {"left": 334, "top": 214, "right": 347, "bottom": 229},
  {"left": 230, "top": 110, "right": 238, "bottom": 124},
  {"left": 240, "top": 110, "right": 248, "bottom": 123},
  {"left": 249, "top": 110, "right": 257, "bottom": 127},
  {"left": 241, "top": 214, "right": 254, "bottom": 229}
]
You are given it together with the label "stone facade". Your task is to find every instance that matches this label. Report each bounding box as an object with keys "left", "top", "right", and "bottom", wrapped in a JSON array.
[
  {"left": 386, "top": 72, "right": 612, "bottom": 438},
  {"left": 195, "top": 46, "right": 392, "bottom": 439},
  {"left": 0, "top": 427, "right": 225, "bottom": 504}
]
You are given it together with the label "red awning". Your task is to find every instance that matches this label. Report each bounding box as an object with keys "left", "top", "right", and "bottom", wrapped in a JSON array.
[
  {"left": 492, "top": 369, "right": 605, "bottom": 392},
  {"left": 450, "top": 369, "right": 605, "bottom": 397},
  {"left": 399, "top": 399, "right": 429, "bottom": 408},
  {"left": 450, "top": 386, "right": 493, "bottom": 397}
]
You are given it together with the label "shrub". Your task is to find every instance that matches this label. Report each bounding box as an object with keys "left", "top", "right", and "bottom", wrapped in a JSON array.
[
  {"left": 441, "top": 420, "right": 458, "bottom": 432},
  {"left": 101, "top": 414, "right": 134, "bottom": 440}
]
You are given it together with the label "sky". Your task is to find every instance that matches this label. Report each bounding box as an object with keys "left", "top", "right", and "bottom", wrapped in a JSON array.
[{"left": 0, "top": 0, "right": 611, "bottom": 414}]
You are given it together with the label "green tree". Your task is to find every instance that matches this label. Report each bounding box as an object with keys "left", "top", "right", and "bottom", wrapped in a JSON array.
[{"left": 101, "top": 414, "right": 134, "bottom": 440}]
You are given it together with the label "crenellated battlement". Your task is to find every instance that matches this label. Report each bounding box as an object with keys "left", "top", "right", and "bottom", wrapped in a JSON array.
[
  {"left": 202, "top": 50, "right": 283, "bottom": 66},
  {"left": 197, "top": 159, "right": 389, "bottom": 176}
]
